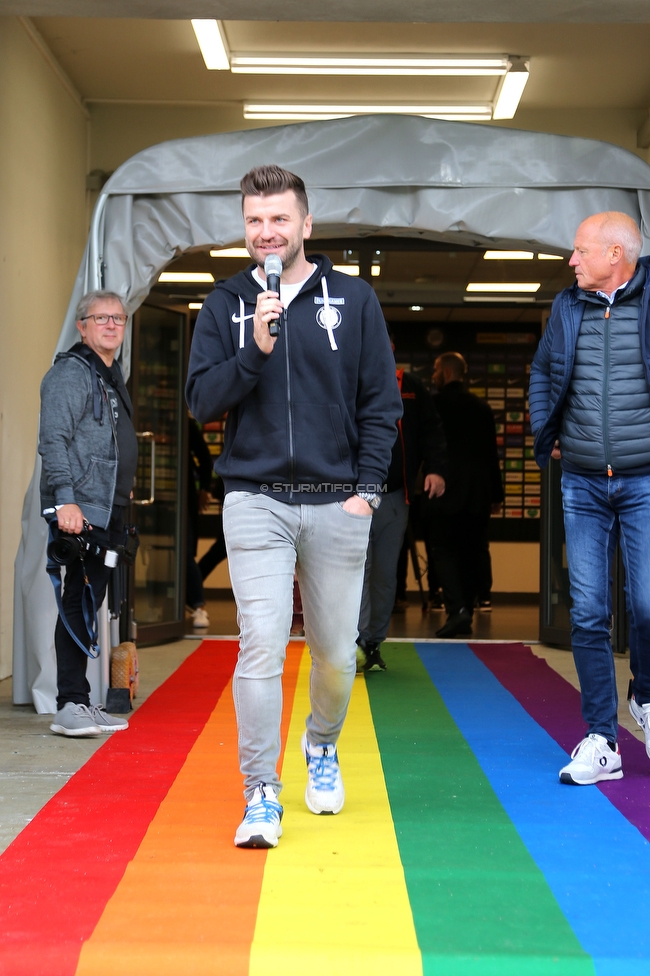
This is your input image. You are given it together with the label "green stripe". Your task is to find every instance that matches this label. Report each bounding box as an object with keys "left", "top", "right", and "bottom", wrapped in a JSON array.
[{"left": 365, "top": 643, "right": 594, "bottom": 976}]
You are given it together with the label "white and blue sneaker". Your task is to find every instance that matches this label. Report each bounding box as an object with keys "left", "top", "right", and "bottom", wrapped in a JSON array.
[
  {"left": 301, "top": 732, "right": 345, "bottom": 814},
  {"left": 559, "top": 733, "right": 623, "bottom": 785},
  {"left": 234, "top": 783, "right": 283, "bottom": 849},
  {"left": 629, "top": 695, "right": 650, "bottom": 758}
]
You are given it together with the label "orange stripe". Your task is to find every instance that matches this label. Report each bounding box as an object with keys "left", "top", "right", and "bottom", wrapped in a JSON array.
[{"left": 75, "top": 642, "right": 304, "bottom": 976}]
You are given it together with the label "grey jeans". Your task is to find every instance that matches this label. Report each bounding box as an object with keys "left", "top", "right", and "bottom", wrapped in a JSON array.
[{"left": 223, "top": 492, "right": 372, "bottom": 798}]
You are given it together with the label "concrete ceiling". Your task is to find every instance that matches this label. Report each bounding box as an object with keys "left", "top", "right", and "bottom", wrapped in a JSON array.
[
  {"left": 3, "top": 0, "right": 650, "bottom": 21},
  {"left": 26, "top": 18, "right": 650, "bottom": 110}
]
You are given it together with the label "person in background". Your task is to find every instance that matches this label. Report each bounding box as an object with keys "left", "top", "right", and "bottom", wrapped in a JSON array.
[
  {"left": 530, "top": 210, "right": 650, "bottom": 785},
  {"left": 426, "top": 352, "right": 503, "bottom": 639},
  {"left": 39, "top": 291, "right": 138, "bottom": 737},
  {"left": 186, "top": 417, "right": 213, "bottom": 629},
  {"left": 357, "top": 345, "right": 446, "bottom": 671},
  {"left": 186, "top": 164, "right": 401, "bottom": 848}
]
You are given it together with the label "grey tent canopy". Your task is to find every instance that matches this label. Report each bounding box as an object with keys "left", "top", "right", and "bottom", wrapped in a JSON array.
[{"left": 13, "top": 113, "right": 650, "bottom": 711}]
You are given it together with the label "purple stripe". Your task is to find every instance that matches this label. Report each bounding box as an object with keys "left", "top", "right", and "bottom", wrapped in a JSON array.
[{"left": 470, "top": 642, "right": 650, "bottom": 841}]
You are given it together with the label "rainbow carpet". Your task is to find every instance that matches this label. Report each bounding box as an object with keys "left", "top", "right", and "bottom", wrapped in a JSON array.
[{"left": 2, "top": 640, "right": 650, "bottom": 976}]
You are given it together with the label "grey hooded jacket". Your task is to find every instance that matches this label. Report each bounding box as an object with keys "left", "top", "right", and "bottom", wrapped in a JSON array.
[{"left": 39, "top": 347, "right": 131, "bottom": 529}]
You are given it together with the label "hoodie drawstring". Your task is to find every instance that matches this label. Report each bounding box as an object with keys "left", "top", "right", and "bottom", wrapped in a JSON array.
[
  {"left": 238, "top": 296, "right": 246, "bottom": 349},
  {"left": 321, "top": 276, "right": 338, "bottom": 351}
]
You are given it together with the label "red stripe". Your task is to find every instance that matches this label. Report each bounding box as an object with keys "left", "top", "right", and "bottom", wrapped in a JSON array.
[{"left": 0, "top": 639, "right": 239, "bottom": 976}]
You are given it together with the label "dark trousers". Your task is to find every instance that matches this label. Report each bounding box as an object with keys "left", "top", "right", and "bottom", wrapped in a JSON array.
[
  {"left": 197, "top": 514, "right": 227, "bottom": 580},
  {"left": 425, "top": 508, "right": 491, "bottom": 616},
  {"left": 54, "top": 511, "right": 123, "bottom": 710}
]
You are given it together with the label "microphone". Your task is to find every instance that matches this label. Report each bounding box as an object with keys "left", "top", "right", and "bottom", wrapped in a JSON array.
[{"left": 264, "top": 254, "right": 283, "bottom": 337}]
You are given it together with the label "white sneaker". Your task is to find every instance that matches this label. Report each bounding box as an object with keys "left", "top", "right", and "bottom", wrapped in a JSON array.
[
  {"left": 191, "top": 606, "right": 209, "bottom": 629},
  {"left": 89, "top": 703, "right": 129, "bottom": 733},
  {"left": 50, "top": 702, "right": 102, "bottom": 737},
  {"left": 559, "top": 733, "right": 623, "bottom": 785},
  {"left": 629, "top": 695, "right": 650, "bottom": 758},
  {"left": 301, "top": 732, "right": 345, "bottom": 814},
  {"left": 234, "top": 784, "right": 283, "bottom": 849}
]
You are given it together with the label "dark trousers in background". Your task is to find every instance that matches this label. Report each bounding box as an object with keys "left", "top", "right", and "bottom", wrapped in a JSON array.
[
  {"left": 54, "top": 511, "right": 124, "bottom": 710},
  {"left": 426, "top": 508, "right": 491, "bottom": 616}
]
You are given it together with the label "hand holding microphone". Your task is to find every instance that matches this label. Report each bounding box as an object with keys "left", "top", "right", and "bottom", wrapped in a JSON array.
[{"left": 264, "top": 254, "right": 283, "bottom": 337}]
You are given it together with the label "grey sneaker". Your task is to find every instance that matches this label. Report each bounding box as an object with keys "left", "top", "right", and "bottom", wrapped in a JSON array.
[
  {"left": 629, "top": 695, "right": 650, "bottom": 758},
  {"left": 50, "top": 702, "right": 102, "bottom": 737},
  {"left": 89, "top": 703, "right": 129, "bottom": 733}
]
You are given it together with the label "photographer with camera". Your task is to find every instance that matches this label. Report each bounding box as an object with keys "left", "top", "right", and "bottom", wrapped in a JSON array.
[{"left": 39, "top": 291, "right": 139, "bottom": 737}]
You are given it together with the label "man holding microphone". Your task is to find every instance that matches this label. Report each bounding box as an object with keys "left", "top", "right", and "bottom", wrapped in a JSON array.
[{"left": 187, "top": 164, "right": 401, "bottom": 848}]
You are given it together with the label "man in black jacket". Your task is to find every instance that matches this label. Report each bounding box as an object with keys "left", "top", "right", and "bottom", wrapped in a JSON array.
[
  {"left": 186, "top": 165, "right": 401, "bottom": 849},
  {"left": 426, "top": 352, "right": 503, "bottom": 638},
  {"left": 357, "top": 363, "right": 447, "bottom": 671}
]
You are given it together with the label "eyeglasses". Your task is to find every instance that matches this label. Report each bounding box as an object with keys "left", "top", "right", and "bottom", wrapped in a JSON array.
[{"left": 81, "top": 313, "right": 128, "bottom": 326}]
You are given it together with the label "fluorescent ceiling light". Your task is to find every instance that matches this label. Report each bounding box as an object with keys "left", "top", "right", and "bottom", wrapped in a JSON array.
[
  {"left": 188, "top": 302, "right": 203, "bottom": 309},
  {"left": 158, "top": 272, "right": 215, "bottom": 283},
  {"left": 538, "top": 253, "right": 564, "bottom": 260},
  {"left": 466, "top": 282, "right": 541, "bottom": 293},
  {"left": 484, "top": 250, "right": 534, "bottom": 260},
  {"left": 333, "top": 265, "right": 360, "bottom": 276},
  {"left": 210, "top": 247, "right": 250, "bottom": 258},
  {"left": 244, "top": 103, "right": 492, "bottom": 121},
  {"left": 191, "top": 20, "right": 230, "bottom": 70},
  {"left": 231, "top": 54, "right": 508, "bottom": 76},
  {"left": 493, "top": 58, "right": 529, "bottom": 120},
  {"left": 464, "top": 296, "right": 535, "bottom": 303}
]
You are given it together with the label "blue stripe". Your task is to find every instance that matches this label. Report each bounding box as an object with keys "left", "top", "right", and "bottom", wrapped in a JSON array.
[{"left": 415, "top": 642, "right": 650, "bottom": 976}]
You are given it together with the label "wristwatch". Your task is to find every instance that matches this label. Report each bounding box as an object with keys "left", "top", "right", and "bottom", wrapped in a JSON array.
[{"left": 356, "top": 491, "right": 382, "bottom": 510}]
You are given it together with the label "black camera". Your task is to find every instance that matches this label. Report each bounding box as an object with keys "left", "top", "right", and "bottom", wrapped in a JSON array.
[
  {"left": 47, "top": 521, "right": 99, "bottom": 566},
  {"left": 116, "top": 525, "right": 140, "bottom": 566}
]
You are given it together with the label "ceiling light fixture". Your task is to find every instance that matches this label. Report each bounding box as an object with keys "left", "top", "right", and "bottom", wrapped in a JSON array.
[
  {"left": 210, "top": 247, "right": 250, "bottom": 258},
  {"left": 188, "top": 302, "right": 203, "bottom": 309},
  {"left": 483, "top": 250, "right": 534, "bottom": 260},
  {"left": 191, "top": 20, "right": 230, "bottom": 70},
  {"left": 464, "top": 296, "right": 536, "bottom": 303},
  {"left": 158, "top": 272, "right": 215, "bottom": 283},
  {"left": 370, "top": 266, "right": 381, "bottom": 277},
  {"left": 410, "top": 305, "right": 424, "bottom": 311},
  {"left": 243, "top": 103, "right": 492, "bottom": 122},
  {"left": 332, "top": 265, "right": 360, "bottom": 276},
  {"left": 230, "top": 54, "right": 509, "bottom": 76},
  {"left": 492, "top": 58, "right": 529, "bottom": 120},
  {"left": 538, "top": 253, "right": 564, "bottom": 260},
  {"left": 466, "top": 282, "right": 541, "bottom": 293}
]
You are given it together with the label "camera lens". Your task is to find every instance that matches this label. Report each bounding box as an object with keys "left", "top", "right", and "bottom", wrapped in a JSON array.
[{"left": 47, "top": 534, "right": 83, "bottom": 566}]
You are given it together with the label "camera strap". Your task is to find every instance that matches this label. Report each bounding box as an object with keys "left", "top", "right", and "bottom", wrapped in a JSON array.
[{"left": 46, "top": 525, "right": 101, "bottom": 659}]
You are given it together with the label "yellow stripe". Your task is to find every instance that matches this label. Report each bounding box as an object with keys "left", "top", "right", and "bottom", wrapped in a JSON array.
[{"left": 249, "top": 649, "right": 422, "bottom": 976}]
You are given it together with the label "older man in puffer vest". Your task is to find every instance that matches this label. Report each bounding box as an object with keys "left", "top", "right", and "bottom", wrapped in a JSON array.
[{"left": 530, "top": 211, "right": 650, "bottom": 785}]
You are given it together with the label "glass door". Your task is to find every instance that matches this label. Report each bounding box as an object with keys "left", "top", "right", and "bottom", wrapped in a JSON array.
[{"left": 129, "top": 303, "right": 188, "bottom": 644}]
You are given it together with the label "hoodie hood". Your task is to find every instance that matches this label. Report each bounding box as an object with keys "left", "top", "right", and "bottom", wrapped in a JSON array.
[{"left": 216, "top": 254, "right": 341, "bottom": 352}]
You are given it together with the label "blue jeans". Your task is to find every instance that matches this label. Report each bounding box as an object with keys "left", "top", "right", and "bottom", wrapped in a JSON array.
[
  {"left": 223, "top": 492, "right": 372, "bottom": 798},
  {"left": 562, "top": 470, "right": 650, "bottom": 742}
]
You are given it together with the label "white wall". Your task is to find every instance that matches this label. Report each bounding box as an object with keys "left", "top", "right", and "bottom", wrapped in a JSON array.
[{"left": 0, "top": 18, "right": 87, "bottom": 678}]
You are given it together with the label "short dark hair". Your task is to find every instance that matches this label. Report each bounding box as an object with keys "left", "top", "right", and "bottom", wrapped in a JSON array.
[
  {"left": 437, "top": 352, "right": 467, "bottom": 380},
  {"left": 240, "top": 165, "right": 309, "bottom": 217}
]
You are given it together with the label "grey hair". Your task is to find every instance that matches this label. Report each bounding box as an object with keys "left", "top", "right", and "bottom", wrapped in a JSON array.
[
  {"left": 75, "top": 290, "right": 126, "bottom": 322},
  {"left": 599, "top": 212, "right": 643, "bottom": 264}
]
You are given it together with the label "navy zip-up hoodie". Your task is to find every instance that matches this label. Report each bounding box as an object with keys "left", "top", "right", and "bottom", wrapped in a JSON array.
[
  {"left": 186, "top": 254, "right": 402, "bottom": 504},
  {"left": 529, "top": 256, "right": 650, "bottom": 470}
]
